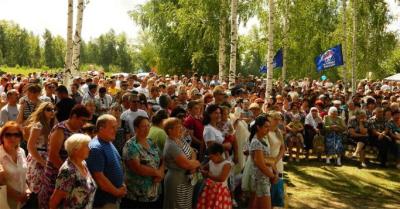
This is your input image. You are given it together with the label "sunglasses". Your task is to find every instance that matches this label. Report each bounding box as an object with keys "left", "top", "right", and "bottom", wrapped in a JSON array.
[
  {"left": 4, "top": 132, "right": 22, "bottom": 138},
  {"left": 45, "top": 107, "right": 55, "bottom": 112},
  {"left": 131, "top": 100, "right": 140, "bottom": 103}
]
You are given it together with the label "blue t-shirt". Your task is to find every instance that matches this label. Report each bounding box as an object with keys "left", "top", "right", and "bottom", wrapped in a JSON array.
[{"left": 86, "top": 136, "right": 124, "bottom": 207}]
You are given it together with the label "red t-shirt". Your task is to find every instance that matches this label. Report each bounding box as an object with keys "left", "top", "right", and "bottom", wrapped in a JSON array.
[{"left": 184, "top": 114, "right": 204, "bottom": 142}]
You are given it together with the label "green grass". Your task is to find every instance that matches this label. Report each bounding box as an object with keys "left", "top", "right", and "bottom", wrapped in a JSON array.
[
  {"left": 0, "top": 66, "right": 115, "bottom": 77},
  {"left": 285, "top": 159, "right": 400, "bottom": 209},
  {"left": 0, "top": 66, "right": 55, "bottom": 75}
]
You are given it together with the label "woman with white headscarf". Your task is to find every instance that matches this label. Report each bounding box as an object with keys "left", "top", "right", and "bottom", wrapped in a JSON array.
[
  {"left": 323, "top": 107, "right": 346, "bottom": 165},
  {"left": 304, "top": 107, "right": 323, "bottom": 159}
]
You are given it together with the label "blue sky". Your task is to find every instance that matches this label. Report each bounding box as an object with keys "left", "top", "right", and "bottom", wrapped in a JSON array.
[{"left": 0, "top": 0, "right": 398, "bottom": 42}]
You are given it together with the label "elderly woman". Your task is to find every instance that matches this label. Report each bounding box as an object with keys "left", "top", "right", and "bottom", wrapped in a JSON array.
[
  {"left": 49, "top": 134, "right": 96, "bottom": 209},
  {"left": 163, "top": 117, "right": 200, "bottom": 209},
  {"left": 323, "top": 107, "right": 346, "bottom": 166},
  {"left": 348, "top": 109, "right": 369, "bottom": 167},
  {"left": 0, "top": 121, "right": 30, "bottom": 209},
  {"left": 25, "top": 102, "right": 56, "bottom": 203},
  {"left": 248, "top": 115, "right": 278, "bottom": 209},
  {"left": 304, "top": 107, "right": 323, "bottom": 159},
  {"left": 121, "top": 116, "right": 164, "bottom": 209},
  {"left": 38, "top": 105, "right": 91, "bottom": 208}
]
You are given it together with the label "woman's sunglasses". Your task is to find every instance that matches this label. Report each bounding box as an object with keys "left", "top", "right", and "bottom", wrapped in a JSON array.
[
  {"left": 45, "top": 107, "right": 55, "bottom": 112},
  {"left": 4, "top": 132, "right": 22, "bottom": 138}
]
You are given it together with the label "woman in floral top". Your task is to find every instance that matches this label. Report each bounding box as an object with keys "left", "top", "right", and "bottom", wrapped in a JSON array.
[
  {"left": 121, "top": 116, "right": 164, "bottom": 209},
  {"left": 49, "top": 134, "right": 97, "bottom": 209}
]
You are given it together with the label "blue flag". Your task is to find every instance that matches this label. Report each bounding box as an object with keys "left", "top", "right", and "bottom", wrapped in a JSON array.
[
  {"left": 315, "top": 44, "right": 344, "bottom": 72},
  {"left": 260, "top": 48, "right": 283, "bottom": 73}
]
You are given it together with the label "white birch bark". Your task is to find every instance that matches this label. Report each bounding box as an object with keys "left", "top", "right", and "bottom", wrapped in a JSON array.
[
  {"left": 265, "top": 0, "right": 275, "bottom": 99},
  {"left": 70, "top": 0, "right": 85, "bottom": 77},
  {"left": 282, "top": 0, "right": 288, "bottom": 82},
  {"left": 63, "top": 0, "right": 74, "bottom": 85},
  {"left": 218, "top": 0, "right": 227, "bottom": 82},
  {"left": 342, "top": 0, "right": 347, "bottom": 91},
  {"left": 351, "top": 0, "right": 357, "bottom": 95},
  {"left": 228, "top": 0, "right": 238, "bottom": 88}
]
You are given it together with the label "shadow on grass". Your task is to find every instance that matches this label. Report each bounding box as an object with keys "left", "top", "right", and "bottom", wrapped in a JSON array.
[{"left": 285, "top": 163, "right": 400, "bottom": 209}]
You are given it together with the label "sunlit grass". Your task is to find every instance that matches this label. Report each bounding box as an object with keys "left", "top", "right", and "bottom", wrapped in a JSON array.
[{"left": 285, "top": 160, "right": 400, "bottom": 209}]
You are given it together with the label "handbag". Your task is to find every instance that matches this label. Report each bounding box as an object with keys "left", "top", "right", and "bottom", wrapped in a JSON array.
[{"left": 313, "top": 133, "right": 325, "bottom": 154}]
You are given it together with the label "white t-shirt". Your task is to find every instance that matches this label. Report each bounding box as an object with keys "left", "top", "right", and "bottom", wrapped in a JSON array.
[
  {"left": 209, "top": 160, "right": 232, "bottom": 186},
  {"left": 135, "top": 86, "right": 149, "bottom": 98},
  {"left": 120, "top": 109, "right": 148, "bottom": 136},
  {"left": 0, "top": 104, "right": 20, "bottom": 126},
  {"left": 203, "top": 124, "right": 224, "bottom": 147}
]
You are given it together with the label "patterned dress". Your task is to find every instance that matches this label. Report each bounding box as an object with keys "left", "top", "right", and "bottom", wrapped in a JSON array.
[
  {"left": 196, "top": 160, "right": 233, "bottom": 209},
  {"left": 26, "top": 122, "right": 48, "bottom": 194},
  {"left": 38, "top": 121, "right": 81, "bottom": 209},
  {"left": 249, "top": 137, "right": 271, "bottom": 197},
  {"left": 54, "top": 159, "right": 97, "bottom": 209},
  {"left": 122, "top": 138, "right": 161, "bottom": 202},
  {"left": 323, "top": 116, "right": 345, "bottom": 155}
]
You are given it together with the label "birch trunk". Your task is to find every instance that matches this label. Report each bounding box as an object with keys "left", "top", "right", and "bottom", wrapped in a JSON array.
[
  {"left": 70, "top": 0, "right": 85, "bottom": 77},
  {"left": 265, "top": 0, "right": 275, "bottom": 99},
  {"left": 282, "top": 0, "right": 288, "bottom": 82},
  {"left": 218, "top": 0, "right": 227, "bottom": 82},
  {"left": 351, "top": 0, "right": 357, "bottom": 95},
  {"left": 342, "top": 0, "right": 347, "bottom": 91},
  {"left": 229, "top": 0, "right": 238, "bottom": 88},
  {"left": 63, "top": 0, "right": 74, "bottom": 85}
]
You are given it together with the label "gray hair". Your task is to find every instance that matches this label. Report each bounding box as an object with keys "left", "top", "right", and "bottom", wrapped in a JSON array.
[
  {"left": 64, "top": 133, "right": 91, "bottom": 156},
  {"left": 96, "top": 114, "right": 116, "bottom": 130}
]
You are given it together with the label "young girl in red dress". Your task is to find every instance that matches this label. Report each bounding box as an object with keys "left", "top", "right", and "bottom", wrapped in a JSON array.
[{"left": 197, "top": 143, "right": 233, "bottom": 209}]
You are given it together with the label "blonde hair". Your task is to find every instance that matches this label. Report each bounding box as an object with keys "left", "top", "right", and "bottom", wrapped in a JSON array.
[
  {"left": 26, "top": 102, "right": 55, "bottom": 137},
  {"left": 64, "top": 133, "right": 91, "bottom": 156},
  {"left": 163, "top": 117, "right": 180, "bottom": 135}
]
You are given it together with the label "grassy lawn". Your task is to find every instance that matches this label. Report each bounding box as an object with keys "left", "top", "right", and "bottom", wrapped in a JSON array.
[{"left": 285, "top": 159, "right": 400, "bottom": 209}]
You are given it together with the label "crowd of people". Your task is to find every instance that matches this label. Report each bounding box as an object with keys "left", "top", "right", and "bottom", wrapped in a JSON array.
[{"left": 0, "top": 70, "right": 399, "bottom": 209}]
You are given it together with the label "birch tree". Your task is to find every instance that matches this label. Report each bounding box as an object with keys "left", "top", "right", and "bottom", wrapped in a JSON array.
[
  {"left": 218, "top": 0, "right": 227, "bottom": 82},
  {"left": 229, "top": 0, "right": 238, "bottom": 87},
  {"left": 64, "top": 0, "right": 74, "bottom": 85},
  {"left": 282, "top": 0, "right": 288, "bottom": 82},
  {"left": 265, "top": 0, "right": 275, "bottom": 99},
  {"left": 342, "top": 0, "right": 347, "bottom": 90},
  {"left": 70, "top": 0, "right": 85, "bottom": 77},
  {"left": 351, "top": 0, "right": 357, "bottom": 94}
]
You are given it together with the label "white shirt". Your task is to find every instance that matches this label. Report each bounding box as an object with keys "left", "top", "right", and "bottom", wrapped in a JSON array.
[
  {"left": 0, "top": 104, "right": 20, "bottom": 126},
  {"left": 95, "top": 94, "right": 113, "bottom": 111},
  {"left": 0, "top": 145, "right": 27, "bottom": 209},
  {"left": 120, "top": 109, "right": 148, "bottom": 136},
  {"left": 203, "top": 125, "right": 224, "bottom": 147},
  {"left": 135, "top": 86, "right": 149, "bottom": 98},
  {"left": 209, "top": 160, "right": 232, "bottom": 186}
]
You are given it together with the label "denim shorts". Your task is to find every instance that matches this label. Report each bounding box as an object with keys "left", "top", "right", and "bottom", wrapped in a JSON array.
[{"left": 252, "top": 178, "right": 271, "bottom": 197}]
